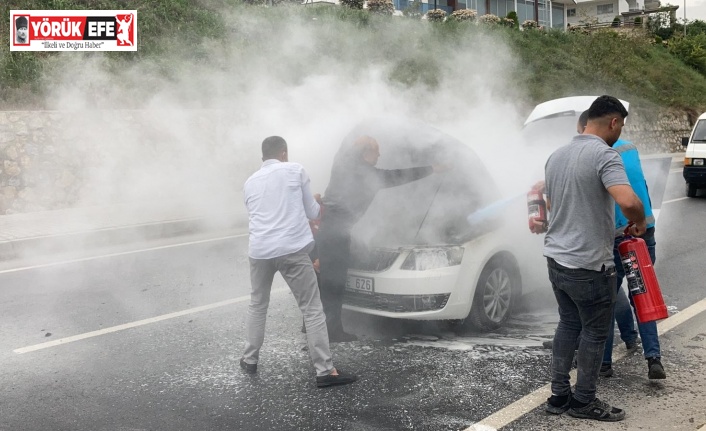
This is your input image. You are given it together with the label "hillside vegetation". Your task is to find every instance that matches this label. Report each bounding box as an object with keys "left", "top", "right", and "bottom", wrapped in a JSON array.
[{"left": 2, "top": 0, "right": 706, "bottom": 114}]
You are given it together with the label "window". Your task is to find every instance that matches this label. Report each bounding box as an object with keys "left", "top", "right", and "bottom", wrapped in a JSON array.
[
  {"left": 597, "top": 3, "right": 614, "bottom": 14},
  {"left": 567, "top": 8, "right": 576, "bottom": 17},
  {"left": 552, "top": 3, "right": 565, "bottom": 27}
]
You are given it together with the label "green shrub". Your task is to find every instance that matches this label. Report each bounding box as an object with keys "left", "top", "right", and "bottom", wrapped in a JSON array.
[
  {"left": 506, "top": 11, "right": 519, "bottom": 28},
  {"left": 426, "top": 8, "right": 446, "bottom": 23},
  {"left": 367, "top": 0, "right": 395, "bottom": 15},
  {"left": 479, "top": 14, "right": 501, "bottom": 25},
  {"left": 668, "top": 34, "right": 706, "bottom": 75},
  {"left": 448, "top": 9, "right": 477, "bottom": 22},
  {"left": 521, "top": 19, "right": 538, "bottom": 29},
  {"left": 341, "top": 0, "right": 365, "bottom": 9},
  {"left": 634, "top": 16, "right": 643, "bottom": 26}
]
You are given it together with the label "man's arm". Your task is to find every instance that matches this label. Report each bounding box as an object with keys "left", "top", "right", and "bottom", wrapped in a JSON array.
[
  {"left": 376, "top": 166, "right": 435, "bottom": 189},
  {"left": 300, "top": 168, "right": 321, "bottom": 220},
  {"left": 607, "top": 184, "right": 646, "bottom": 236}
]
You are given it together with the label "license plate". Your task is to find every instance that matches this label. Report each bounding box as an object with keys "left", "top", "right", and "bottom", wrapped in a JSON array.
[{"left": 346, "top": 275, "right": 374, "bottom": 295}]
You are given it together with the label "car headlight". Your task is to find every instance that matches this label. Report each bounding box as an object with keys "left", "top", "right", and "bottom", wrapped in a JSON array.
[
  {"left": 694, "top": 159, "right": 705, "bottom": 166},
  {"left": 400, "top": 247, "right": 465, "bottom": 271}
]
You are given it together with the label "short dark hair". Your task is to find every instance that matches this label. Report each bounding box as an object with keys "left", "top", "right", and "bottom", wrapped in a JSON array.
[
  {"left": 261, "top": 136, "right": 287, "bottom": 159},
  {"left": 587, "top": 95, "right": 628, "bottom": 121},
  {"left": 578, "top": 110, "right": 589, "bottom": 129}
]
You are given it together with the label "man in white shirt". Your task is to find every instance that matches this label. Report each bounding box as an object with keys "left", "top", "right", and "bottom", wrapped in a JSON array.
[{"left": 240, "top": 136, "right": 357, "bottom": 388}]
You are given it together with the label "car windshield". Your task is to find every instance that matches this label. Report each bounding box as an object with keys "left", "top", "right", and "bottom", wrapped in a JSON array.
[
  {"left": 340, "top": 118, "right": 499, "bottom": 248},
  {"left": 692, "top": 120, "right": 706, "bottom": 142}
]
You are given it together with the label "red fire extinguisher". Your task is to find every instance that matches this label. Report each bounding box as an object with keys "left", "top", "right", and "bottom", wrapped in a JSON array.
[
  {"left": 618, "top": 226, "right": 668, "bottom": 323},
  {"left": 527, "top": 185, "right": 547, "bottom": 233}
]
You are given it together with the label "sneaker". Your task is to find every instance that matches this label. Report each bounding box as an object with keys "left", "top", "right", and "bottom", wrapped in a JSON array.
[
  {"left": 545, "top": 393, "right": 572, "bottom": 415},
  {"left": 625, "top": 339, "right": 639, "bottom": 353},
  {"left": 599, "top": 363, "right": 614, "bottom": 377},
  {"left": 316, "top": 370, "right": 358, "bottom": 388},
  {"left": 239, "top": 358, "right": 257, "bottom": 374},
  {"left": 647, "top": 357, "right": 666, "bottom": 379},
  {"left": 567, "top": 398, "right": 626, "bottom": 422}
]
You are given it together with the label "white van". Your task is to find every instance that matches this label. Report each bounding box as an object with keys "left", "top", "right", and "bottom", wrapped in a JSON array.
[{"left": 682, "top": 112, "right": 706, "bottom": 197}]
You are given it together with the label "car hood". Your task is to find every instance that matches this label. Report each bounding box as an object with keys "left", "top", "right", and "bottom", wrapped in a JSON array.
[{"left": 339, "top": 117, "right": 500, "bottom": 249}]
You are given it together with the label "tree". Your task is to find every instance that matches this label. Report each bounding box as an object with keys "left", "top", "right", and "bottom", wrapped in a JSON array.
[{"left": 668, "top": 33, "right": 706, "bottom": 75}]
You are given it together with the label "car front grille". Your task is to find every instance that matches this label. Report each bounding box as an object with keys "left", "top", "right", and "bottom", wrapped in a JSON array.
[
  {"left": 348, "top": 249, "right": 401, "bottom": 272},
  {"left": 344, "top": 291, "right": 450, "bottom": 313}
]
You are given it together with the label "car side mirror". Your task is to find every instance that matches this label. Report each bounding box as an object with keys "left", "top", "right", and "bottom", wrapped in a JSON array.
[{"left": 682, "top": 137, "right": 690, "bottom": 147}]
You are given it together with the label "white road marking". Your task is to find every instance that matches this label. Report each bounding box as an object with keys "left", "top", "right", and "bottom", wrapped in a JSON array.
[
  {"left": 663, "top": 197, "right": 689, "bottom": 205},
  {"left": 466, "top": 296, "right": 706, "bottom": 431},
  {"left": 670, "top": 168, "right": 682, "bottom": 174},
  {"left": 13, "top": 288, "right": 288, "bottom": 354},
  {"left": 0, "top": 234, "right": 247, "bottom": 275}
]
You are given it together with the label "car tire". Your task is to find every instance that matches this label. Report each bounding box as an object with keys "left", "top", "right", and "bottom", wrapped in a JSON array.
[
  {"left": 686, "top": 182, "right": 698, "bottom": 198},
  {"left": 462, "top": 256, "right": 519, "bottom": 332}
]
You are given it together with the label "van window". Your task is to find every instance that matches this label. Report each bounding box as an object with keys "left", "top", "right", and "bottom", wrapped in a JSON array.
[{"left": 692, "top": 120, "right": 706, "bottom": 142}]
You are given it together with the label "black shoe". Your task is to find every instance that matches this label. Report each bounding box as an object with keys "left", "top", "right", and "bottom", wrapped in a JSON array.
[
  {"left": 329, "top": 331, "right": 357, "bottom": 343},
  {"left": 567, "top": 398, "right": 625, "bottom": 422},
  {"left": 316, "top": 370, "right": 358, "bottom": 388},
  {"left": 239, "top": 358, "right": 257, "bottom": 374},
  {"left": 546, "top": 392, "right": 572, "bottom": 414},
  {"left": 647, "top": 357, "right": 666, "bottom": 379},
  {"left": 599, "top": 363, "right": 614, "bottom": 377},
  {"left": 542, "top": 340, "right": 553, "bottom": 349},
  {"left": 625, "top": 339, "right": 639, "bottom": 353}
]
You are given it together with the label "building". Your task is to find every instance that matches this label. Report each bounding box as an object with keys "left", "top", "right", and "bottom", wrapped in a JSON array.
[{"left": 392, "top": 0, "right": 577, "bottom": 28}]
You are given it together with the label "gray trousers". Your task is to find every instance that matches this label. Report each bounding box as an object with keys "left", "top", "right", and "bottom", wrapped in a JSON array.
[{"left": 242, "top": 242, "right": 334, "bottom": 377}]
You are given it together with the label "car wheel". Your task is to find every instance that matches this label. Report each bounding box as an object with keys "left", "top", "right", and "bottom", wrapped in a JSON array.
[
  {"left": 686, "top": 182, "right": 698, "bottom": 198},
  {"left": 463, "top": 257, "right": 518, "bottom": 332}
]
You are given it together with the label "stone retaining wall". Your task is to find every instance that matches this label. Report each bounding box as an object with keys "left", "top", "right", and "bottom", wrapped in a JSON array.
[
  {"left": 0, "top": 108, "right": 696, "bottom": 215},
  {"left": 622, "top": 108, "right": 694, "bottom": 154},
  {"left": 0, "top": 109, "right": 235, "bottom": 215}
]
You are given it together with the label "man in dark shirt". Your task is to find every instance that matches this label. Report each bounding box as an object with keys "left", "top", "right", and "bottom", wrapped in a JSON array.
[{"left": 318, "top": 135, "right": 449, "bottom": 342}]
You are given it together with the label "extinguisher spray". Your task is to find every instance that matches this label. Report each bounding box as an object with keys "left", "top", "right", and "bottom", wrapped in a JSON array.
[
  {"left": 527, "top": 185, "right": 547, "bottom": 233},
  {"left": 618, "top": 225, "right": 668, "bottom": 323}
]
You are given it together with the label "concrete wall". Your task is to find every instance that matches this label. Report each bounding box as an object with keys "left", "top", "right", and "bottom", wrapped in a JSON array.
[{"left": 0, "top": 108, "right": 694, "bottom": 215}]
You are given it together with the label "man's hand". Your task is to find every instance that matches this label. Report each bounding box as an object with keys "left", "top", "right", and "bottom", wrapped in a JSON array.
[
  {"left": 531, "top": 180, "right": 545, "bottom": 194},
  {"left": 312, "top": 258, "right": 320, "bottom": 273},
  {"left": 627, "top": 220, "right": 647, "bottom": 237},
  {"left": 432, "top": 163, "right": 453, "bottom": 173},
  {"left": 529, "top": 218, "right": 548, "bottom": 234},
  {"left": 314, "top": 193, "right": 322, "bottom": 204}
]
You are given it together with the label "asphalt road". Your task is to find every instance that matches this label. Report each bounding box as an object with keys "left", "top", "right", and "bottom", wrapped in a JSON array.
[{"left": 1, "top": 167, "right": 704, "bottom": 431}]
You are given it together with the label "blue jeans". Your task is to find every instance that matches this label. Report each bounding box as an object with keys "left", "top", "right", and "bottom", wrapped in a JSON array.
[
  {"left": 603, "top": 228, "right": 661, "bottom": 364},
  {"left": 547, "top": 258, "right": 616, "bottom": 404}
]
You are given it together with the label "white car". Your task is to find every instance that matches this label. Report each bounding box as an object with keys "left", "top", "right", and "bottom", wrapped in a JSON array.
[
  {"left": 341, "top": 97, "right": 671, "bottom": 332},
  {"left": 340, "top": 117, "right": 547, "bottom": 331}
]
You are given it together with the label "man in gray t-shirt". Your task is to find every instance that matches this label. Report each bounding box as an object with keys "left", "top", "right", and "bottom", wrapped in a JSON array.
[
  {"left": 535, "top": 96, "right": 647, "bottom": 422},
  {"left": 543, "top": 134, "right": 630, "bottom": 271}
]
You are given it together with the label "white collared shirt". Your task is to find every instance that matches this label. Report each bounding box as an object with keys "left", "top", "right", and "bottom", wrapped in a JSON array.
[{"left": 243, "top": 159, "right": 320, "bottom": 259}]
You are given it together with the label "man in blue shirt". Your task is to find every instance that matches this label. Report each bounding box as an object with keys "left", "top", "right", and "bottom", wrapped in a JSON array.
[{"left": 577, "top": 111, "right": 666, "bottom": 380}]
